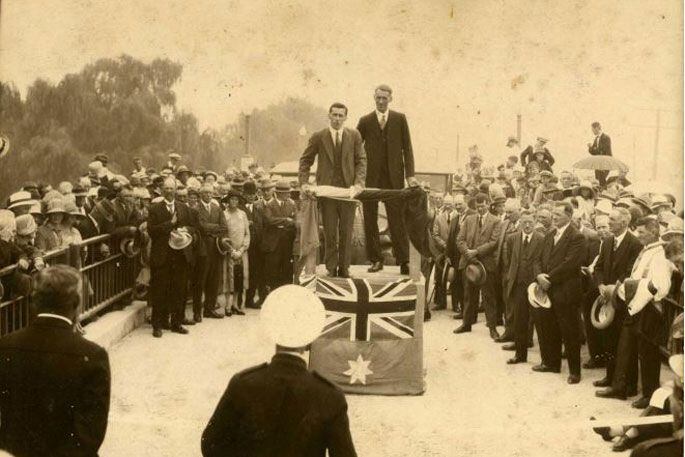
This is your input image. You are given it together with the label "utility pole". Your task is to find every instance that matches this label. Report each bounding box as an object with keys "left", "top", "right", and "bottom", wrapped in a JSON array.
[
  {"left": 456, "top": 134, "right": 460, "bottom": 169},
  {"left": 652, "top": 109, "right": 660, "bottom": 180},
  {"left": 244, "top": 114, "right": 251, "bottom": 157},
  {"left": 516, "top": 113, "right": 522, "bottom": 145}
]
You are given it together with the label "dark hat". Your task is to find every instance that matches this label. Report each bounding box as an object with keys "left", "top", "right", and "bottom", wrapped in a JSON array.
[
  {"left": 94, "top": 153, "right": 109, "bottom": 163},
  {"left": 176, "top": 165, "right": 191, "bottom": 174},
  {"left": 72, "top": 185, "right": 88, "bottom": 197},
  {"left": 243, "top": 180, "right": 258, "bottom": 194},
  {"left": 221, "top": 189, "right": 243, "bottom": 203},
  {"left": 231, "top": 176, "right": 245, "bottom": 188},
  {"left": 275, "top": 180, "right": 291, "bottom": 193}
]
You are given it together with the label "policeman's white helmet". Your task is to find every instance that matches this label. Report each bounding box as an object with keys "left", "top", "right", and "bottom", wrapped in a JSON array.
[{"left": 260, "top": 285, "right": 326, "bottom": 348}]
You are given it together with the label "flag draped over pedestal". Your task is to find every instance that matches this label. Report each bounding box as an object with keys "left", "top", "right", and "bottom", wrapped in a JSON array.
[{"left": 303, "top": 275, "right": 426, "bottom": 395}]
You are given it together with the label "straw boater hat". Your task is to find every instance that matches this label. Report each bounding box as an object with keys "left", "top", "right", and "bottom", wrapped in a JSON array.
[
  {"left": 527, "top": 282, "right": 551, "bottom": 309},
  {"left": 590, "top": 283, "right": 619, "bottom": 330},
  {"left": 260, "top": 284, "right": 326, "bottom": 348},
  {"left": 168, "top": 152, "right": 181, "bottom": 160},
  {"left": 464, "top": 259, "right": 486, "bottom": 286},
  {"left": 168, "top": 227, "right": 193, "bottom": 250},
  {"left": 7, "top": 191, "right": 38, "bottom": 210}
]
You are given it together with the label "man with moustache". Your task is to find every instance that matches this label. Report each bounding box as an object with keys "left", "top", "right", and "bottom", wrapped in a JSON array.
[
  {"left": 502, "top": 210, "right": 545, "bottom": 364},
  {"left": 357, "top": 84, "right": 417, "bottom": 275},
  {"left": 534, "top": 202, "right": 586, "bottom": 384}
]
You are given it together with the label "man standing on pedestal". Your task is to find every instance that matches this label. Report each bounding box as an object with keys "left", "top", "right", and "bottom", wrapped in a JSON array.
[
  {"left": 357, "top": 84, "right": 417, "bottom": 275},
  {"left": 587, "top": 121, "right": 612, "bottom": 187},
  {"left": 299, "top": 103, "right": 366, "bottom": 278}
]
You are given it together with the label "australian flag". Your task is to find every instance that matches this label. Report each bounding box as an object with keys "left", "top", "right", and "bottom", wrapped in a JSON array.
[{"left": 303, "top": 275, "right": 425, "bottom": 396}]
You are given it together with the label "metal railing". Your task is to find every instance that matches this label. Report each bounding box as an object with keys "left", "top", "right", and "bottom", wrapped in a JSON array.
[{"left": 0, "top": 234, "right": 140, "bottom": 337}]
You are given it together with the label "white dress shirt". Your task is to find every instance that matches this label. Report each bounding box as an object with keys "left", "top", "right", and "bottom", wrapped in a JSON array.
[
  {"left": 553, "top": 223, "right": 570, "bottom": 244},
  {"left": 329, "top": 126, "right": 343, "bottom": 146},
  {"left": 164, "top": 199, "right": 175, "bottom": 214},
  {"left": 376, "top": 110, "right": 388, "bottom": 126}
]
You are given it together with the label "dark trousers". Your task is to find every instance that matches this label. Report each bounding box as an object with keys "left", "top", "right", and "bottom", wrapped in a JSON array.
[
  {"left": 595, "top": 169, "right": 609, "bottom": 188},
  {"left": 362, "top": 199, "right": 409, "bottom": 265},
  {"left": 201, "top": 248, "right": 222, "bottom": 311},
  {"left": 245, "top": 244, "right": 265, "bottom": 307},
  {"left": 547, "top": 295, "right": 582, "bottom": 375},
  {"left": 612, "top": 315, "right": 661, "bottom": 398},
  {"left": 582, "top": 288, "right": 603, "bottom": 360},
  {"left": 531, "top": 306, "right": 555, "bottom": 366},
  {"left": 320, "top": 199, "right": 355, "bottom": 273},
  {"left": 601, "top": 306, "right": 629, "bottom": 381},
  {"left": 463, "top": 269, "right": 497, "bottom": 328},
  {"left": 264, "top": 234, "right": 295, "bottom": 290},
  {"left": 151, "top": 253, "right": 189, "bottom": 329},
  {"left": 434, "top": 255, "right": 447, "bottom": 307},
  {"left": 191, "top": 255, "right": 208, "bottom": 316},
  {"left": 503, "top": 279, "right": 516, "bottom": 337},
  {"left": 512, "top": 282, "right": 531, "bottom": 360},
  {"left": 450, "top": 266, "right": 464, "bottom": 312}
]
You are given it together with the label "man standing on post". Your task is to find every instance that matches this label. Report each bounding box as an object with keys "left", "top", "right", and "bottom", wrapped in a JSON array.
[
  {"left": 587, "top": 121, "right": 612, "bottom": 187},
  {"left": 454, "top": 193, "right": 503, "bottom": 339},
  {"left": 300, "top": 102, "right": 366, "bottom": 278},
  {"left": 357, "top": 84, "right": 417, "bottom": 275}
]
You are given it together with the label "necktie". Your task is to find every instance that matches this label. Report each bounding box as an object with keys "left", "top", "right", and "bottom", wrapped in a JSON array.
[
  {"left": 478, "top": 215, "right": 483, "bottom": 228},
  {"left": 524, "top": 235, "right": 530, "bottom": 248},
  {"left": 167, "top": 204, "right": 174, "bottom": 214},
  {"left": 379, "top": 114, "right": 386, "bottom": 130},
  {"left": 447, "top": 213, "right": 451, "bottom": 225},
  {"left": 613, "top": 238, "right": 620, "bottom": 251},
  {"left": 336, "top": 131, "right": 341, "bottom": 148}
]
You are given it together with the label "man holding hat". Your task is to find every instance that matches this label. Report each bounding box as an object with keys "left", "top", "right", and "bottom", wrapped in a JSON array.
[
  {"left": 299, "top": 102, "right": 367, "bottom": 278},
  {"left": 261, "top": 180, "right": 297, "bottom": 291},
  {"left": 147, "top": 177, "right": 197, "bottom": 337},
  {"left": 201, "top": 284, "right": 357, "bottom": 457},
  {"left": 454, "top": 193, "right": 503, "bottom": 339}
]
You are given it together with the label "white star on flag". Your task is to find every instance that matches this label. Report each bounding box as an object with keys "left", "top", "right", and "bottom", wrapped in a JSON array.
[{"left": 343, "top": 354, "right": 373, "bottom": 384}]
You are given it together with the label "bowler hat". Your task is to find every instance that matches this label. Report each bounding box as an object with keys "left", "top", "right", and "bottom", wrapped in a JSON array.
[
  {"left": 260, "top": 284, "right": 326, "bottom": 348},
  {"left": 464, "top": 259, "right": 486, "bottom": 286}
]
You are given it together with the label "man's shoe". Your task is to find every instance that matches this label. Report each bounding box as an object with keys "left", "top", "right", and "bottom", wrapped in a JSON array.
[
  {"left": 193, "top": 313, "right": 202, "bottom": 323},
  {"left": 590, "top": 417, "right": 614, "bottom": 442},
  {"left": 489, "top": 328, "right": 500, "bottom": 340},
  {"left": 567, "top": 374, "right": 581, "bottom": 384},
  {"left": 171, "top": 325, "right": 189, "bottom": 335},
  {"left": 592, "top": 377, "right": 611, "bottom": 388},
  {"left": 502, "top": 343, "right": 516, "bottom": 351},
  {"left": 152, "top": 328, "right": 163, "bottom": 338},
  {"left": 453, "top": 312, "right": 464, "bottom": 320},
  {"left": 612, "top": 435, "right": 639, "bottom": 452},
  {"left": 495, "top": 333, "right": 513, "bottom": 343},
  {"left": 532, "top": 364, "right": 560, "bottom": 373},
  {"left": 582, "top": 357, "right": 606, "bottom": 369},
  {"left": 203, "top": 310, "right": 224, "bottom": 319},
  {"left": 181, "top": 318, "right": 196, "bottom": 326},
  {"left": 367, "top": 261, "right": 383, "bottom": 273},
  {"left": 595, "top": 388, "right": 626, "bottom": 400},
  {"left": 424, "top": 312, "right": 431, "bottom": 322},
  {"left": 326, "top": 269, "right": 337, "bottom": 277},
  {"left": 337, "top": 268, "right": 350, "bottom": 279},
  {"left": 631, "top": 396, "right": 649, "bottom": 409},
  {"left": 626, "top": 387, "right": 638, "bottom": 397},
  {"left": 507, "top": 357, "right": 526, "bottom": 364},
  {"left": 400, "top": 263, "right": 409, "bottom": 275},
  {"left": 453, "top": 325, "right": 471, "bottom": 334}
]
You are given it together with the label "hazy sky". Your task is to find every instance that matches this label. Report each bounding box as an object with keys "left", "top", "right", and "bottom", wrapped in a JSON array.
[{"left": 1, "top": 0, "right": 682, "bottom": 188}]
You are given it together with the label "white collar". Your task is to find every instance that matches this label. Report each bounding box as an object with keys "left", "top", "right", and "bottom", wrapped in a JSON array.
[
  {"left": 164, "top": 199, "right": 175, "bottom": 206},
  {"left": 522, "top": 230, "right": 533, "bottom": 241},
  {"left": 555, "top": 222, "right": 571, "bottom": 238},
  {"left": 614, "top": 230, "right": 628, "bottom": 246},
  {"left": 329, "top": 126, "right": 343, "bottom": 140},
  {"left": 376, "top": 110, "right": 389, "bottom": 122},
  {"left": 37, "top": 313, "right": 73, "bottom": 326}
]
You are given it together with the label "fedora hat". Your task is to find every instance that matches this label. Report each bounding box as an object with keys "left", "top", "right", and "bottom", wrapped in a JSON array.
[
  {"left": 464, "top": 259, "right": 486, "bottom": 286},
  {"left": 216, "top": 236, "right": 232, "bottom": 256},
  {"left": 119, "top": 237, "right": 141, "bottom": 258},
  {"left": 590, "top": 285, "right": 618, "bottom": 330},
  {"left": 168, "top": 228, "right": 193, "bottom": 250},
  {"left": 260, "top": 284, "right": 326, "bottom": 348},
  {"left": 527, "top": 282, "right": 551, "bottom": 309},
  {"left": 0, "top": 135, "right": 10, "bottom": 158}
]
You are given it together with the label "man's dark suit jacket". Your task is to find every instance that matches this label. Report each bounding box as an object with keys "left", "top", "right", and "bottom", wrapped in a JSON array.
[
  {"left": 502, "top": 230, "right": 545, "bottom": 301},
  {"left": 197, "top": 200, "right": 228, "bottom": 256},
  {"left": 147, "top": 200, "right": 195, "bottom": 267},
  {"left": 201, "top": 353, "right": 356, "bottom": 457},
  {"left": 298, "top": 127, "right": 367, "bottom": 188},
  {"left": 0, "top": 316, "right": 111, "bottom": 457},
  {"left": 540, "top": 224, "right": 586, "bottom": 304},
  {"left": 356, "top": 110, "right": 414, "bottom": 189},
  {"left": 594, "top": 231, "right": 643, "bottom": 286},
  {"left": 260, "top": 198, "right": 297, "bottom": 253},
  {"left": 456, "top": 212, "right": 502, "bottom": 272},
  {"left": 588, "top": 132, "right": 612, "bottom": 156}
]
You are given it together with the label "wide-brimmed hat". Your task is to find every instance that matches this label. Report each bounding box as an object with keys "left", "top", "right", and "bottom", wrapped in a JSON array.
[
  {"left": 204, "top": 171, "right": 219, "bottom": 180},
  {"left": 464, "top": 259, "right": 486, "bottom": 286},
  {"left": 259, "top": 178, "right": 276, "bottom": 190},
  {"left": 7, "top": 191, "right": 38, "bottom": 210},
  {"left": 63, "top": 200, "right": 85, "bottom": 217},
  {"left": 651, "top": 194, "right": 671, "bottom": 212},
  {"left": 591, "top": 284, "right": 618, "bottom": 329},
  {"left": 176, "top": 165, "right": 191, "bottom": 175},
  {"left": 168, "top": 227, "right": 193, "bottom": 250},
  {"left": 46, "top": 198, "right": 67, "bottom": 214},
  {"left": 15, "top": 214, "right": 37, "bottom": 236},
  {"left": 527, "top": 282, "right": 551, "bottom": 309},
  {"left": 260, "top": 284, "right": 326, "bottom": 348},
  {"left": 216, "top": 236, "right": 232, "bottom": 256},
  {"left": 663, "top": 218, "right": 685, "bottom": 241},
  {"left": 120, "top": 237, "right": 141, "bottom": 258},
  {"left": 275, "top": 180, "right": 291, "bottom": 193}
]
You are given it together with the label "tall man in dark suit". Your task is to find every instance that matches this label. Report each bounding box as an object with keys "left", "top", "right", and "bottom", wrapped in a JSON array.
[
  {"left": 357, "top": 85, "right": 417, "bottom": 275},
  {"left": 202, "top": 285, "right": 356, "bottom": 457},
  {"left": 261, "top": 181, "right": 297, "bottom": 290},
  {"left": 0, "top": 265, "right": 111, "bottom": 456},
  {"left": 587, "top": 121, "right": 612, "bottom": 187},
  {"left": 454, "top": 193, "right": 503, "bottom": 339},
  {"left": 148, "top": 177, "right": 196, "bottom": 337},
  {"left": 197, "top": 184, "right": 228, "bottom": 319},
  {"left": 534, "top": 202, "right": 587, "bottom": 384},
  {"left": 592, "top": 208, "right": 643, "bottom": 390},
  {"left": 242, "top": 181, "right": 264, "bottom": 308},
  {"left": 300, "top": 102, "right": 367, "bottom": 277},
  {"left": 449, "top": 194, "right": 476, "bottom": 318},
  {"left": 502, "top": 210, "right": 544, "bottom": 363}
]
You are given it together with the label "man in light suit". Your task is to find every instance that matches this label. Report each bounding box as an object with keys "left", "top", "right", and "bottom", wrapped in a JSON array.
[
  {"left": 588, "top": 121, "right": 612, "bottom": 187},
  {"left": 299, "top": 102, "right": 367, "bottom": 278},
  {"left": 357, "top": 85, "right": 417, "bottom": 275},
  {"left": 502, "top": 210, "right": 545, "bottom": 363},
  {"left": 454, "top": 193, "right": 503, "bottom": 339},
  {"left": 197, "top": 184, "right": 228, "bottom": 319}
]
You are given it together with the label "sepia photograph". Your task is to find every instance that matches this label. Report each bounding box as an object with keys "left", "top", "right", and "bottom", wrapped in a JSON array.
[{"left": 0, "top": 0, "right": 683, "bottom": 456}]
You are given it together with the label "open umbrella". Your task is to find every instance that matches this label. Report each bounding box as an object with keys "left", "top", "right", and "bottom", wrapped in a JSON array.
[{"left": 573, "top": 156, "right": 629, "bottom": 172}]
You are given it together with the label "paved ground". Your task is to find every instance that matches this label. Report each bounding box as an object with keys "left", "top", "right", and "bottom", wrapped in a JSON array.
[{"left": 101, "top": 302, "right": 643, "bottom": 456}]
